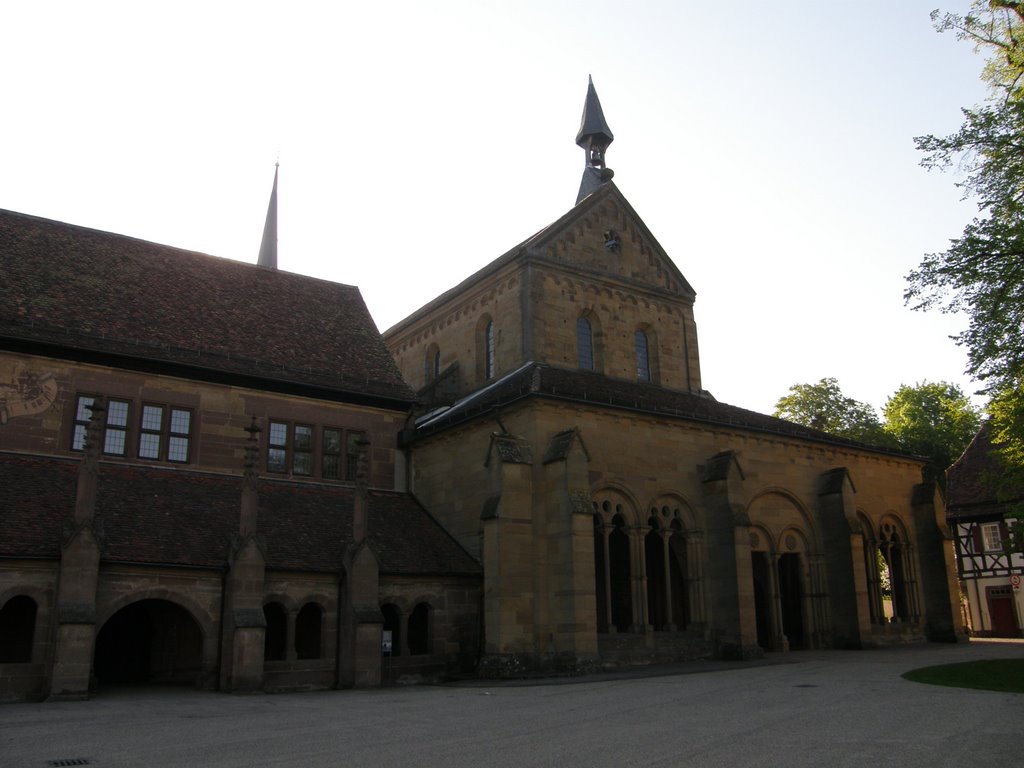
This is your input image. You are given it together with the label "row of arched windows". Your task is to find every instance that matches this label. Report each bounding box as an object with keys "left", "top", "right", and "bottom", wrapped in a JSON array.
[
  {"left": 592, "top": 500, "right": 691, "bottom": 634},
  {"left": 263, "top": 601, "right": 323, "bottom": 661},
  {"left": 381, "top": 602, "right": 431, "bottom": 656},
  {"left": 420, "top": 312, "right": 672, "bottom": 388},
  {"left": 577, "top": 315, "right": 659, "bottom": 383},
  {"left": 261, "top": 600, "right": 434, "bottom": 661}
]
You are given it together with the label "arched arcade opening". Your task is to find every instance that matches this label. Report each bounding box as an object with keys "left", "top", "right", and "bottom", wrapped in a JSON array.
[{"left": 94, "top": 599, "right": 203, "bottom": 688}]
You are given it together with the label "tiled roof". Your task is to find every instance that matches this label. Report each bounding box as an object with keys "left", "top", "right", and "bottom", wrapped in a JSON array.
[
  {"left": 0, "top": 454, "right": 480, "bottom": 577},
  {"left": 946, "top": 422, "right": 1024, "bottom": 521},
  {"left": 0, "top": 209, "right": 415, "bottom": 404},
  {"left": 415, "top": 362, "right": 915, "bottom": 457}
]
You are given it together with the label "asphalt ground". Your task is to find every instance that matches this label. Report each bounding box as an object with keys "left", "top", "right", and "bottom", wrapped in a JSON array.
[{"left": 2, "top": 640, "right": 1022, "bottom": 768}]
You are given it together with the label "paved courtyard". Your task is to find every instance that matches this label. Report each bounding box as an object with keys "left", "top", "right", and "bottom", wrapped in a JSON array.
[{"left": 2, "top": 640, "right": 1022, "bottom": 768}]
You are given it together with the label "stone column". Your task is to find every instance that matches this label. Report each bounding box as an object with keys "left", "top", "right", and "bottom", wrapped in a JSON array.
[
  {"left": 817, "top": 468, "right": 871, "bottom": 648},
  {"left": 49, "top": 401, "right": 104, "bottom": 700},
  {"left": 700, "top": 450, "right": 761, "bottom": 659},
  {"left": 540, "top": 428, "right": 599, "bottom": 669},
  {"left": 221, "top": 419, "right": 269, "bottom": 693},
  {"left": 339, "top": 438, "right": 383, "bottom": 688}
]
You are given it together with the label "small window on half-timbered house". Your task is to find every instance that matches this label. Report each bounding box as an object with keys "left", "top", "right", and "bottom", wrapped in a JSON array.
[{"left": 981, "top": 523, "right": 1003, "bottom": 552}]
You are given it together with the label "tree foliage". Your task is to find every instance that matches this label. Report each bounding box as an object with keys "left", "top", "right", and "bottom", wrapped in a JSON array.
[
  {"left": 773, "top": 379, "right": 981, "bottom": 483},
  {"left": 882, "top": 381, "right": 982, "bottom": 481},
  {"left": 931, "top": 2, "right": 1024, "bottom": 101},
  {"left": 773, "top": 378, "right": 888, "bottom": 445},
  {"left": 915, "top": 2, "right": 1024, "bottom": 545}
]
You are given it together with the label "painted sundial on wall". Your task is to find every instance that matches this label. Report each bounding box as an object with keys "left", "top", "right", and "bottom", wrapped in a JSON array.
[{"left": 0, "top": 363, "right": 58, "bottom": 425}]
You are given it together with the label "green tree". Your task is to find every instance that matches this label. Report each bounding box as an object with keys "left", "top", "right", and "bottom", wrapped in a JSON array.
[
  {"left": 882, "top": 381, "right": 982, "bottom": 482},
  {"left": 931, "top": 2, "right": 1024, "bottom": 101},
  {"left": 914, "top": 2, "right": 1024, "bottom": 545},
  {"left": 773, "top": 378, "right": 888, "bottom": 445}
]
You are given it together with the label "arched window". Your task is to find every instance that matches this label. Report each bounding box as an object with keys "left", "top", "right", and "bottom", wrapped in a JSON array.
[
  {"left": 577, "top": 316, "right": 594, "bottom": 370},
  {"left": 635, "top": 330, "right": 651, "bottom": 382},
  {"left": 485, "top": 321, "right": 495, "bottom": 379},
  {"left": 668, "top": 519, "right": 688, "bottom": 629},
  {"left": 645, "top": 518, "right": 666, "bottom": 629},
  {"left": 476, "top": 315, "right": 495, "bottom": 383},
  {"left": 858, "top": 514, "right": 884, "bottom": 625},
  {"left": 424, "top": 343, "right": 441, "bottom": 384},
  {"left": 408, "top": 602, "right": 430, "bottom": 655},
  {"left": 609, "top": 514, "right": 632, "bottom": 632},
  {"left": 263, "top": 602, "right": 287, "bottom": 661},
  {"left": 0, "top": 595, "right": 37, "bottom": 663},
  {"left": 381, "top": 603, "right": 402, "bottom": 657},
  {"left": 295, "top": 602, "right": 323, "bottom": 660}
]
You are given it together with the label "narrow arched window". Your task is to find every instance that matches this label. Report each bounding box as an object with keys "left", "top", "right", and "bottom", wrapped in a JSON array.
[
  {"left": 295, "top": 602, "right": 323, "bottom": 660},
  {"left": 485, "top": 321, "right": 495, "bottom": 380},
  {"left": 635, "top": 330, "right": 651, "bottom": 382},
  {"left": 408, "top": 602, "right": 430, "bottom": 655},
  {"left": 577, "top": 316, "right": 594, "bottom": 370},
  {"left": 381, "top": 603, "right": 402, "bottom": 657},
  {"left": 263, "top": 602, "right": 288, "bottom": 661},
  {"left": 424, "top": 343, "right": 441, "bottom": 384}
]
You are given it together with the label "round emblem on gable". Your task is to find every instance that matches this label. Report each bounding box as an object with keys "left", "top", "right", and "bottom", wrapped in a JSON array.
[
  {"left": 749, "top": 532, "right": 760, "bottom": 548},
  {"left": 786, "top": 534, "right": 797, "bottom": 551}
]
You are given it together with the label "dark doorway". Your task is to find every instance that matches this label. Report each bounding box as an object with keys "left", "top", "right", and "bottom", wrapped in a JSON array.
[
  {"left": 987, "top": 587, "right": 1021, "bottom": 637},
  {"left": 408, "top": 603, "right": 430, "bottom": 655},
  {"left": 263, "top": 602, "right": 287, "bottom": 661},
  {"left": 668, "top": 525, "right": 688, "bottom": 630},
  {"left": 751, "top": 553, "right": 771, "bottom": 650},
  {"left": 0, "top": 595, "right": 37, "bottom": 663},
  {"left": 295, "top": 603, "right": 323, "bottom": 660},
  {"left": 94, "top": 599, "right": 202, "bottom": 687},
  {"left": 778, "top": 553, "right": 804, "bottom": 649},
  {"left": 645, "top": 522, "right": 666, "bottom": 629},
  {"left": 609, "top": 515, "right": 632, "bottom": 632}
]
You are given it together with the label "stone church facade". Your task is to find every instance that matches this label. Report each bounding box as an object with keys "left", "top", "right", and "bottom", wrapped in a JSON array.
[
  {"left": 383, "top": 80, "right": 965, "bottom": 672},
  {"left": 0, "top": 81, "right": 964, "bottom": 700}
]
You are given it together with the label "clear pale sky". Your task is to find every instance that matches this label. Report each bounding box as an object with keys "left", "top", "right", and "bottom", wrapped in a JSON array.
[{"left": 1, "top": 1, "right": 991, "bottom": 416}]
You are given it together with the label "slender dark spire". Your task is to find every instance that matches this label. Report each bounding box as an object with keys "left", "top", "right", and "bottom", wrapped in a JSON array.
[
  {"left": 576, "top": 76, "right": 614, "bottom": 204},
  {"left": 257, "top": 164, "right": 278, "bottom": 269}
]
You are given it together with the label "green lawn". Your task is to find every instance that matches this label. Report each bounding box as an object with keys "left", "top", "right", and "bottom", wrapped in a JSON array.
[{"left": 902, "top": 659, "right": 1024, "bottom": 693}]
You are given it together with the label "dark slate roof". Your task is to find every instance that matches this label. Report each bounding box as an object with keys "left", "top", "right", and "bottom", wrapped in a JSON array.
[
  {"left": 0, "top": 453, "right": 480, "bottom": 577},
  {"left": 576, "top": 76, "right": 614, "bottom": 147},
  {"left": 946, "top": 422, "right": 1024, "bottom": 521},
  {"left": 414, "top": 362, "right": 915, "bottom": 458},
  {"left": 0, "top": 209, "right": 415, "bottom": 405}
]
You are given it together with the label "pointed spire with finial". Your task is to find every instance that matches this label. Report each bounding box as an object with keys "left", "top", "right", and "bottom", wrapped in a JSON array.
[
  {"left": 257, "top": 163, "right": 278, "bottom": 269},
  {"left": 576, "top": 76, "right": 614, "bottom": 204}
]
